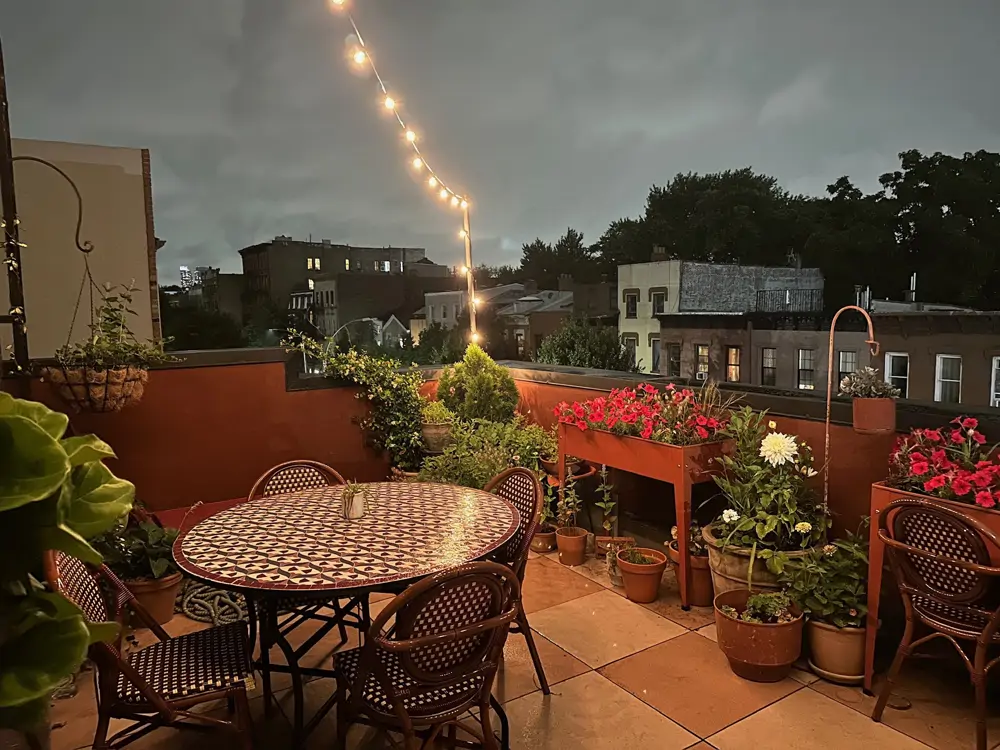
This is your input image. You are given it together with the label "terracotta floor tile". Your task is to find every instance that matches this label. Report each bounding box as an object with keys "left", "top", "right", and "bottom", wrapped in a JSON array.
[
  {"left": 520, "top": 557, "right": 603, "bottom": 615},
  {"left": 600, "top": 632, "right": 802, "bottom": 737},
  {"left": 708, "top": 688, "right": 933, "bottom": 750},
  {"left": 695, "top": 623, "right": 718, "bottom": 642},
  {"left": 504, "top": 671, "right": 698, "bottom": 749},
  {"left": 494, "top": 631, "right": 589, "bottom": 704},
  {"left": 810, "top": 659, "right": 1000, "bottom": 750},
  {"left": 639, "top": 567, "right": 716, "bottom": 629},
  {"left": 566, "top": 554, "right": 619, "bottom": 589},
  {"left": 527, "top": 589, "right": 685, "bottom": 668}
]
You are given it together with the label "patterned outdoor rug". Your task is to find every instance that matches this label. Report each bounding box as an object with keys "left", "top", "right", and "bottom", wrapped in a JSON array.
[{"left": 175, "top": 578, "right": 248, "bottom": 625}]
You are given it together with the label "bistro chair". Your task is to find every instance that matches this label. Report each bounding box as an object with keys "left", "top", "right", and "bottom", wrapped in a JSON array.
[
  {"left": 45, "top": 552, "right": 254, "bottom": 750},
  {"left": 873, "top": 497, "right": 1000, "bottom": 750},
  {"left": 334, "top": 561, "right": 521, "bottom": 750},
  {"left": 484, "top": 467, "right": 550, "bottom": 695}
]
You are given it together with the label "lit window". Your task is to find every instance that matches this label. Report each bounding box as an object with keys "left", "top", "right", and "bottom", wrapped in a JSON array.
[
  {"left": 726, "top": 346, "right": 741, "bottom": 382},
  {"left": 307, "top": 279, "right": 315, "bottom": 291},
  {"left": 651, "top": 292, "right": 666, "bottom": 316},
  {"left": 885, "top": 352, "right": 909, "bottom": 398},
  {"left": 625, "top": 293, "right": 638, "bottom": 319},
  {"left": 307, "top": 258, "right": 314, "bottom": 270},
  {"left": 761, "top": 348, "right": 777, "bottom": 386},
  {"left": 314, "top": 257, "right": 321, "bottom": 271},
  {"left": 934, "top": 354, "right": 962, "bottom": 404},
  {"left": 696, "top": 345, "right": 709, "bottom": 377},
  {"left": 344, "top": 258, "right": 351, "bottom": 271},
  {"left": 838, "top": 351, "right": 857, "bottom": 384},
  {"left": 381, "top": 261, "right": 391, "bottom": 272},
  {"left": 797, "top": 349, "right": 815, "bottom": 390}
]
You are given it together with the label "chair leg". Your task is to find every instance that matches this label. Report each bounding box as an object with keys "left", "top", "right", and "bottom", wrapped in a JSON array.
[
  {"left": 335, "top": 690, "right": 349, "bottom": 750},
  {"left": 490, "top": 694, "right": 509, "bottom": 750},
  {"left": 92, "top": 709, "right": 111, "bottom": 750},
  {"left": 234, "top": 688, "right": 254, "bottom": 750},
  {"left": 518, "top": 608, "right": 550, "bottom": 695},
  {"left": 974, "top": 671, "right": 988, "bottom": 750},
  {"left": 480, "top": 698, "right": 500, "bottom": 750},
  {"left": 872, "top": 617, "right": 914, "bottom": 722},
  {"left": 259, "top": 605, "right": 274, "bottom": 714}
]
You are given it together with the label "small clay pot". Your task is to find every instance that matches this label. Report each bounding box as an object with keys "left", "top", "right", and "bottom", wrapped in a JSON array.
[
  {"left": 540, "top": 457, "right": 582, "bottom": 476},
  {"left": 617, "top": 547, "right": 667, "bottom": 603},
  {"left": 852, "top": 397, "right": 896, "bottom": 435},
  {"left": 555, "top": 526, "right": 587, "bottom": 566},
  {"left": 807, "top": 620, "right": 866, "bottom": 685},
  {"left": 667, "top": 541, "right": 715, "bottom": 607},
  {"left": 125, "top": 571, "right": 183, "bottom": 625},
  {"left": 714, "top": 588, "right": 804, "bottom": 682},
  {"left": 531, "top": 528, "right": 557, "bottom": 553},
  {"left": 421, "top": 422, "right": 453, "bottom": 453}
]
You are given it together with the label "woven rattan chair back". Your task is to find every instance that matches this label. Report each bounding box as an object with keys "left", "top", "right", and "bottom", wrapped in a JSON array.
[
  {"left": 248, "top": 459, "right": 346, "bottom": 500},
  {"left": 484, "top": 467, "right": 542, "bottom": 576}
]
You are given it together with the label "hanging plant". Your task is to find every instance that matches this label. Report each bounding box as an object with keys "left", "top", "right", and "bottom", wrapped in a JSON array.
[{"left": 42, "top": 281, "right": 177, "bottom": 413}]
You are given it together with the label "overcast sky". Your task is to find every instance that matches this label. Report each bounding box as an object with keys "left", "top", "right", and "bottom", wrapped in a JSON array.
[{"left": 3, "top": 0, "right": 998, "bottom": 284}]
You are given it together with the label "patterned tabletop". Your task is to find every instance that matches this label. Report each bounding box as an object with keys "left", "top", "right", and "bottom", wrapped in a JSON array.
[{"left": 173, "top": 482, "right": 519, "bottom": 594}]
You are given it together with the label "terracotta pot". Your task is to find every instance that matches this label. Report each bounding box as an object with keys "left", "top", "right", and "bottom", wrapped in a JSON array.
[
  {"left": 715, "top": 588, "right": 804, "bottom": 682},
  {"left": 667, "top": 541, "right": 714, "bottom": 607},
  {"left": 555, "top": 526, "right": 587, "bottom": 566},
  {"left": 595, "top": 535, "right": 635, "bottom": 558},
  {"left": 421, "top": 422, "right": 453, "bottom": 453},
  {"left": 531, "top": 528, "right": 557, "bottom": 553},
  {"left": 807, "top": 620, "right": 866, "bottom": 684},
  {"left": 540, "top": 457, "right": 582, "bottom": 476},
  {"left": 703, "top": 524, "right": 818, "bottom": 596},
  {"left": 617, "top": 547, "right": 667, "bottom": 603},
  {"left": 124, "top": 571, "right": 183, "bottom": 625},
  {"left": 852, "top": 397, "right": 896, "bottom": 435}
]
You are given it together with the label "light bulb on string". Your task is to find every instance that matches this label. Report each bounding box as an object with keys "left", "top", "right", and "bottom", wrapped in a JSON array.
[
  {"left": 439, "top": 188, "right": 449, "bottom": 200},
  {"left": 461, "top": 265, "right": 469, "bottom": 274},
  {"left": 329, "top": 0, "right": 345, "bottom": 8},
  {"left": 428, "top": 177, "right": 438, "bottom": 188},
  {"left": 460, "top": 200, "right": 469, "bottom": 210},
  {"left": 352, "top": 50, "right": 367, "bottom": 65},
  {"left": 412, "top": 157, "right": 423, "bottom": 170},
  {"left": 405, "top": 130, "right": 416, "bottom": 143},
  {"left": 450, "top": 196, "right": 459, "bottom": 207},
  {"left": 471, "top": 332, "right": 480, "bottom": 343},
  {"left": 459, "top": 229, "right": 468, "bottom": 239},
  {"left": 383, "top": 96, "right": 395, "bottom": 110}
]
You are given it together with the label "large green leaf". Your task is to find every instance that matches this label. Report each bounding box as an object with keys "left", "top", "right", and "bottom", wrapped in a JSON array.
[
  {"left": 62, "top": 462, "right": 135, "bottom": 539},
  {"left": 0, "top": 415, "right": 71, "bottom": 512},
  {"left": 38, "top": 524, "right": 102, "bottom": 565},
  {"left": 0, "top": 393, "right": 68, "bottom": 440},
  {"left": 0, "top": 695, "right": 49, "bottom": 732},
  {"left": 60, "top": 435, "right": 116, "bottom": 467}
]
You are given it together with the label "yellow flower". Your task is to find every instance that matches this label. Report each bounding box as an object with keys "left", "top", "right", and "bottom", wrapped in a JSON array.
[{"left": 768, "top": 420, "right": 777, "bottom": 430}]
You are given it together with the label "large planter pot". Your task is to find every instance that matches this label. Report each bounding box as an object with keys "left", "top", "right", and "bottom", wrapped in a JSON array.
[
  {"left": 555, "top": 526, "right": 587, "bottom": 567},
  {"left": 852, "top": 397, "right": 896, "bottom": 435},
  {"left": 420, "top": 422, "right": 453, "bottom": 453},
  {"left": 540, "top": 457, "right": 582, "bottom": 476},
  {"left": 715, "top": 588, "right": 804, "bottom": 682},
  {"left": 617, "top": 547, "right": 667, "bottom": 603},
  {"left": 124, "top": 571, "right": 183, "bottom": 625},
  {"left": 808, "top": 620, "right": 865, "bottom": 685},
  {"left": 702, "top": 524, "right": 817, "bottom": 596},
  {"left": 667, "top": 541, "right": 714, "bottom": 607},
  {"left": 42, "top": 365, "right": 148, "bottom": 413},
  {"left": 531, "top": 527, "right": 557, "bottom": 553}
]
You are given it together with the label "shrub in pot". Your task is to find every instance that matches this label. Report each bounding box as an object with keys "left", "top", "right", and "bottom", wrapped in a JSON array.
[
  {"left": 780, "top": 525, "right": 869, "bottom": 684},
  {"left": 617, "top": 546, "right": 667, "bottom": 603},
  {"left": 839, "top": 367, "right": 900, "bottom": 435},
  {"left": 438, "top": 343, "right": 519, "bottom": 423},
  {"left": 91, "top": 514, "right": 182, "bottom": 625},
  {"left": 668, "top": 520, "right": 714, "bottom": 607},
  {"left": 555, "top": 474, "right": 587, "bottom": 567},
  {"left": 715, "top": 590, "right": 804, "bottom": 682},
  {"left": 420, "top": 398, "right": 455, "bottom": 454},
  {"left": 705, "top": 407, "right": 829, "bottom": 594}
]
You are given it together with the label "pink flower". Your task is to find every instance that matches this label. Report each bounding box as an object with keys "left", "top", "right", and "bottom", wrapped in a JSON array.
[
  {"left": 910, "top": 461, "right": 930, "bottom": 476},
  {"left": 924, "top": 475, "right": 948, "bottom": 492},
  {"left": 951, "top": 477, "right": 973, "bottom": 497},
  {"left": 962, "top": 417, "right": 979, "bottom": 430},
  {"left": 976, "top": 491, "right": 996, "bottom": 509}
]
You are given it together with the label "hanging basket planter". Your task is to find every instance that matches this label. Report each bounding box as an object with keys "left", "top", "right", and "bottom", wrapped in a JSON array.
[{"left": 42, "top": 365, "right": 149, "bottom": 413}]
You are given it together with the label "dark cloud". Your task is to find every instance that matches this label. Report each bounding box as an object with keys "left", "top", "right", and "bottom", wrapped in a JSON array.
[{"left": 2, "top": 0, "right": 998, "bottom": 283}]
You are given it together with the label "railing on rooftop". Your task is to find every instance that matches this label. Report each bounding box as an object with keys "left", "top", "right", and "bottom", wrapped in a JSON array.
[{"left": 754, "top": 288, "right": 824, "bottom": 313}]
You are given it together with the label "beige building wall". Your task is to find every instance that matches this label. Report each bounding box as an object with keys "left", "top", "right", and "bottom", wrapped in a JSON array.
[
  {"left": 1, "top": 138, "right": 157, "bottom": 361},
  {"left": 618, "top": 260, "right": 682, "bottom": 373}
]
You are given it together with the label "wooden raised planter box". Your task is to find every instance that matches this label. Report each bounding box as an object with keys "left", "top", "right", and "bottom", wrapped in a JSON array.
[
  {"left": 864, "top": 482, "right": 1000, "bottom": 693},
  {"left": 558, "top": 424, "right": 731, "bottom": 609}
]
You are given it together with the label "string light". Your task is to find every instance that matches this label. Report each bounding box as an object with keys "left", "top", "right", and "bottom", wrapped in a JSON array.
[
  {"left": 428, "top": 176, "right": 438, "bottom": 188},
  {"left": 459, "top": 229, "right": 468, "bottom": 239},
  {"left": 352, "top": 50, "right": 367, "bottom": 65},
  {"left": 405, "top": 130, "right": 417, "bottom": 142},
  {"left": 412, "top": 157, "right": 423, "bottom": 170},
  {"left": 383, "top": 96, "right": 395, "bottom": 110}
]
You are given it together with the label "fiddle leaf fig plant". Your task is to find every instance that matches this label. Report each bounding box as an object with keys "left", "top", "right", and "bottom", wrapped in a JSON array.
[{"left": 0, "top": 392, "right": 134, "bottom": 731}]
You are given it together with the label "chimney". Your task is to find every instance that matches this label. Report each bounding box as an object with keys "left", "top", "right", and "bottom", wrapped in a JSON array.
[
  {"left": 651, "top": 245, "right": 667, "bottom": 262},
  {"left": 903, "top": 272, "right": 917, "bottom": 303},
  {"left": 558, "top": 273, "right": 573, "bottom": 291},
  {"left": 522, "top": 279, "right": 538, "bottom": 295}
]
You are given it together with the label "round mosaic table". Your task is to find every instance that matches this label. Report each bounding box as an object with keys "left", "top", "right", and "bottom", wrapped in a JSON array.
[{"left": 173, "top": 482, "right": 520, "bottom": 594}]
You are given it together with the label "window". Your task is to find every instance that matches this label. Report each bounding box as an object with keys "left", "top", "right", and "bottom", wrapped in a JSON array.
[
  {"left": 307, "top": 258, "right": 314, "bottom": 270},
  {"left": 380, "top": 261, "right": 391, "bottom": 272},
  {"left": 651, "top": 292, "right": 666, "bottom": 316},
  {"left": 454, "top": 304, "right": 460, "bottom": 320},
  {"left": 696, "top": 345, "right": 709, "bottom": 377},
  {"left": 992, "top": 357, "right": 1000, "bottom": 407},
  {"left": 797, "top": 348, "right": 815, "bottom": 390},
  {"left": 307, "top": 279, "right": 315, "bottom": 291},
  {"left": 441, "top": 305, "right": 448, "bottom": 320},
  {"left": 934, "top": 354, "right": 962, "bottom": 404},
  {"left": 665, "top": 343, "right": 681, "bottom": 378},
  {"left": 624, "top": 292, "right": 638, "bottom": 319},
  {"left": 314, "top": 257, "right": 321, "bottom": 271},
  {"left": 726, "top": 346, "right": 741, "bottom": 382},
  {"left": 344, "top": 258, "right": 351, "bottom": 271},
  {"left": 761, "top": 347, "right": 777, "bottom": 386},
  {"left": 838, "top": 351, "right": 858, "bottom": 384},
  {"left": 623, "top": 335, "right": 638, "bottom": 368},
  {"left": 885, "top": 352, "right": 909, "bottom": 398},
  {"left": 651, "top": 338, "right": 661, "bottom": 373}
]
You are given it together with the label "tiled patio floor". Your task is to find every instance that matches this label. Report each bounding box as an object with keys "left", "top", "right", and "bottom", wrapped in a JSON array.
[{"left": 51, "top": 552, "right": 997, "bottom": 750}]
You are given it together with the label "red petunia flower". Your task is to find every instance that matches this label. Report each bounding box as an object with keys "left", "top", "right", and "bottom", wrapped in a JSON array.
[
  {"left": 910, "top": 461, "right": 930, "bottom": 476},
  {"left": 924, "top": 475, "right": 948, "bottom": 492},
  {"left": 950, "top": 430, "right": 966, "bottom": 445},
  {"left": 972, "top": 432, "right": 986, "bottom": 445},
  {"left": 924, "top": 429, "right": 943, "bottom": 443},
  {"left": 951, "top": 477, "right": 973, "bottom": 496},
  {"left": 575, "top": 420, "right": 587, "bottom": 431},
  {"left": 931, "top": 449, "right": 948, "bottom": 465},
  {"left": 962, "top": 417, "right": 979, "bottom": 430},
  {"left": 976, "top": 491, "right": 996, "bottom": 509}
]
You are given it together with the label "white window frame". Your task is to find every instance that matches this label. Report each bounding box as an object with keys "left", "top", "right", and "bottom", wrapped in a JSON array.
[
  {"left": 797, "top": 348, "right": 815, "bottom": 390},
  {"left": 624, "top": 293, "right": 638, "bottom": 319},
  {"left": 651, "top": 292, "right": 666, "bottom": 316},
  {"left": 650, "top": 337, "right": 661, "bottom": 373},
  {"left": 992, "top": 357, "right": 1000, "bottom": 407},
  {"left": 885, "top": 352, "right": 910, "bottom": 399},
  {"left": 934, "top": 354, "right": 963, "bottom": 404},
  {"left": 623, "top": 335, "right": 639, "bottom": 368},
  {"left": 838, "top": 350, "right": 858, "bottom": 382}
]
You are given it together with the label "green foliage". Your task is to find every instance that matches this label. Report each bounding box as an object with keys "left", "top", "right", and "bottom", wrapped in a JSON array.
[
  {"left": 286, "top": 331, "right": 425, "bottom": 471},
  {"left": 159, "top": 296, "right": 247, "bottom": 351},
  {"left": 557, "top": 473, "right": 582, "bottom": 528},
  {"left": 539, "top": 483, "right": 557, "bottom": 531},
  {"left": 839, "top": 367, "right": 900, "bottom": 399},
  {"left": 619, "top": 547, "right": 656, "bottom": 565},
  {"left": 780, "top": 526, "right": 869, "bottom": 629},
  {"left": 0, "top": 393, "right": 134, "bottom": 729},
  {"left": 671, "top": 520, "right": 708, "bottom": 557},
  {"left": 711, "top": 408, "right": 829, "bottom": 567},
  {"left": 720, "top": 591, "right": 796, "bottom": 624},
  {"left": 421, "top": 398, "right": 455, "bottom": 425},
  {"left": 594, "top": 465, "right": 617, "bottom": 534},
  {"left": 519, "top": 228, "right": 596, "bottom": 288},
  {"left": 55, "top": 282, "right": 177, "bottom": 369},
  {"left": 410, "top": 322, "right": 464, "bottom": 366},
  {"left": 91, "top": 518, "right": 180, "bottom": 581},
  {"left": 418, "top": 417, "right": 549, "bottom": 490},
  {"left": 535, "top": 320, "right": 640, "bottom": 373},
  {"left": 438, "top": 344, "right": 519, "bottom": 423}
]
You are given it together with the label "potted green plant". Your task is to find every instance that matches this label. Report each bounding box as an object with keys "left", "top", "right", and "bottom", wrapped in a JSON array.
[
  {"left": 605, "top": 541, "right": 626, "bottom": 587},
  {"left": 438, "top": 343, "right": 519, "bottom": 423},
  {"left": 420, "top": 398, "right": 456, "bottom": 454},
  {"left": 91, "top": 514, "right": 182, "bottom": 625},
  {"left": 340, "top": 481, "right": 374, "bottom": 520},
  {"left": 0, "top": 393, "right": 134, "bottom": 743},
  {"left": 42, "top": 282, "right": 177, "bottom": 413},
  {"left": 704, "top": 407, "right": 829, "bottom": 595},
  {"left": 668, "top": 520, "right": 714, "bottom": 607},
  {"left": 715, "top": 589, "right": 804, "bottom": 682},
  {"left": 780, "top": 527, "right": 869, "bottom": 684},
  {"left": 839, "top": 367, "right": 900, "bottom": 435},
  {"left": 593, "top": 465, "right": 632, "bottom": 556},
  {"left": 555, "top": 473, "right": 587, "bottom": 566},
  {"left": 617, "top": 546, "right": 668, "bottom": 603},
  {"left": 531, "top": 483, "right": 558, "bottom": 553},
  {"left": 538, "top": 425, "right": 582, "bottom": 476}
]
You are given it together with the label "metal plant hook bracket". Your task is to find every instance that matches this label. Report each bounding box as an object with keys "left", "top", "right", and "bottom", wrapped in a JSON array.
[{"left": 12, "top": 155, "right": 94, "bottom": 254}]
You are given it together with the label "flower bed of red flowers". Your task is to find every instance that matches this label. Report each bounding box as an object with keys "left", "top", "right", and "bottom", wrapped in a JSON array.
[
  {"left": 887, "top": 417, "right": 1000, "bottom": 508},
  {"left": 554, "top": 383, "right": 730, "bottom": 446}
]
